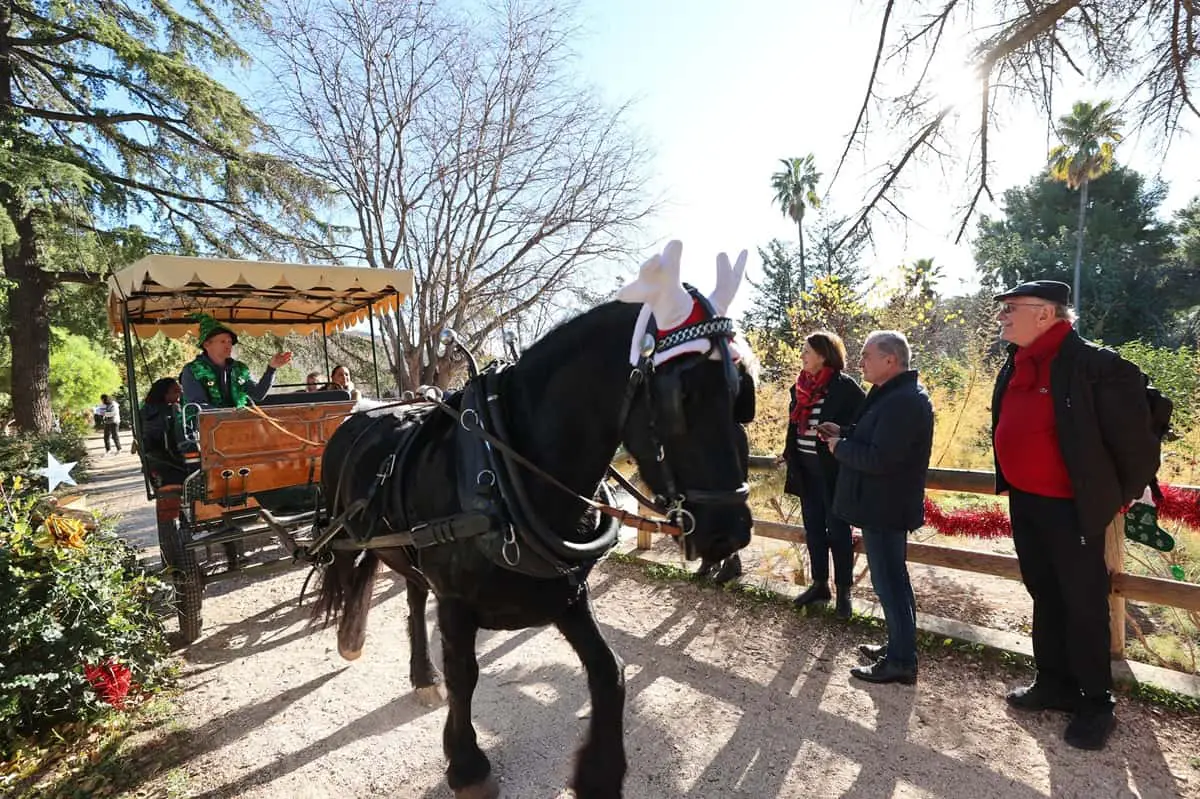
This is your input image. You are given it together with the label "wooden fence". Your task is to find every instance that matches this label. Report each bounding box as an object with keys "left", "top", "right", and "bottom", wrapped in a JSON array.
[{"left": 630, "top": 456, "right": 1200, "bottom": 658}]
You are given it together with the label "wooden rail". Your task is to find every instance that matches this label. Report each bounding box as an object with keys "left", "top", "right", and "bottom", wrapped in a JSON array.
[{"left": 630, "top": 459, "right": 1200, "bottom": 656}]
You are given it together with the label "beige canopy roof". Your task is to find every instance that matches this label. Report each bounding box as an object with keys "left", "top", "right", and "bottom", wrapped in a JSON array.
[{"left": 108, "top": 255, "right": 413, "bottom": 339}]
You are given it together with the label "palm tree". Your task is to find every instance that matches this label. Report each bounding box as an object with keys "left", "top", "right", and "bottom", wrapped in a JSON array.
[
  {"left": 770, "top": 155, "right": 822, "bottom": 302},
  {"left": 1047, "top": 100, "right": 1124, "bottom": 331}
]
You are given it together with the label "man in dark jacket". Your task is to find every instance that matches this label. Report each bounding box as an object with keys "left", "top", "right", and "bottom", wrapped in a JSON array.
[
  {"left": 992, "top": 280, "right": 1159, "bottom": 751},
  {"left": 822, "top": 330, "right": 934, "bottom": 685}
]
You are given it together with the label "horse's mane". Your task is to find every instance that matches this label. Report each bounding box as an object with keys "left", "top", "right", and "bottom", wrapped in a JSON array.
[{"left": 513, "top": 301, "right": 637, "bottom": 378}]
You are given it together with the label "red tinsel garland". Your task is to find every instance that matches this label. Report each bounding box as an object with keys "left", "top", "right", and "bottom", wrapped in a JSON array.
[
  {"left": 83, "top": 660, "right": 133, "bottom": 709},
  {"left": 923, "top": 483, "right": 1200, "bottom": 539}
]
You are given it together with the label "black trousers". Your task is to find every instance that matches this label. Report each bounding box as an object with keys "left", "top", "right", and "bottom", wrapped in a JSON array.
[
  {"left": 796, "top": 454, "right": 853, "bottom": 587},
  {"left": 1009, "top": 488, "right": 1113, "bottom": 703},
  {"left": 103, "top": 423, "right": 121, "bottom": 452}
]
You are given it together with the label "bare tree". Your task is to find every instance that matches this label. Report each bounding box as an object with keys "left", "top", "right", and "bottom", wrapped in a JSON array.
[
  {"left": 830, "top": 0, "right": 1198, "bottom": 248},
  {"left": 262, "top": 0, "right": 654, "bottom": 389}
]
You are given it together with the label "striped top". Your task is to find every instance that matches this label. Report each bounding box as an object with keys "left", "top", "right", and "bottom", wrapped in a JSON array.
[{"left": 794, "top": 396, "right": 826, "bottom": 456}]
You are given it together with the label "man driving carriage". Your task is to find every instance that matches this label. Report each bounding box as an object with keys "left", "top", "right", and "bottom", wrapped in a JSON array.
[{"left": 180, "top": 313, "right": 293, "bottom": 408}]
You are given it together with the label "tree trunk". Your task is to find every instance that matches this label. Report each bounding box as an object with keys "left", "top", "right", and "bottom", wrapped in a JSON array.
[
  {"left": 1072, "top": 179, "right": 1089, "bottom": 334},
  {"left": 797, "top": 218, "right": 807, "bottom": 306},
  {"left": 4, "top": 207, "right": 54, "bottom": 432}
]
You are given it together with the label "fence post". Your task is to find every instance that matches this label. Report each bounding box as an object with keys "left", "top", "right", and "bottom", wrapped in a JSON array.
[
  {"left": 636, "top": 526, "right": 653, "bottom": 551},
  {"left": 1104, "top": 514, "right": 1126, "bottom": 658}
]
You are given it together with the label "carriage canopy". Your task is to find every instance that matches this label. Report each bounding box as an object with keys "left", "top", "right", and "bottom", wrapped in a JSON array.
[{"left": 108, "top": 255, "right": 413, "bottom": 339}]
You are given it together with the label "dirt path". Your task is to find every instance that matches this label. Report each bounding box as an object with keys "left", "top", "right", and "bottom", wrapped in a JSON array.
[{"left": 84, "top": 436, "right": 1200, "bottom": 798}]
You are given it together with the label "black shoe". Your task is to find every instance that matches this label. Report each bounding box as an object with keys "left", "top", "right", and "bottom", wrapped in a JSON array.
[
  {"left": 835, "top": 586, "right": 852, "bottom": 619},
  {"left": 1064, "top": 708, "right": 1116, "bottom": 750},
  {"left": 793, "top": 582, "right": 831, "bottom": 609},
  {"left": 1006, "top": 682, "right": 1079, "bottom": 713},
  {"left": 850, "top": 659, "right": 917, "bottom": 685},
  {"left": 857, "top": 642, "right": 887, "bottom": 662}
]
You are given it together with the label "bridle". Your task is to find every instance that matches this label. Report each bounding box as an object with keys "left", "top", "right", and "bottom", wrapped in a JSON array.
[{"left": 614, "top": 285, "right": 751, "bottom": 543}]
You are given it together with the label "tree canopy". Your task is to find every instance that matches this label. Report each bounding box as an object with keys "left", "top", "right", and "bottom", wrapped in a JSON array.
[
  {"left": 0, "top": 0, "right": 327, "bottom": 430},
  {"left": 973, "top": 164, "right": 1195, "bottom": 343},
  {"left": 261, "top": 0, "right": 653, "bottom": 390}
]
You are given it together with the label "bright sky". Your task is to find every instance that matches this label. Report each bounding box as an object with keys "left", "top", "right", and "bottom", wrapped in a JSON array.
[{"left": 570, "top": 1, "right": 1200, "bottom": 317}]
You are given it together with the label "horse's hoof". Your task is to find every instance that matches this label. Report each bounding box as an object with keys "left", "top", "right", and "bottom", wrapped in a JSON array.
[
  {"left": 338, "top": 646, "right": 363, "bottom": 661},
  {"left": 415, "top": 684, "right": 446, "bottom": 707},
  {"left": 454, "top": 774, "right": 499, "bottom": 799}
]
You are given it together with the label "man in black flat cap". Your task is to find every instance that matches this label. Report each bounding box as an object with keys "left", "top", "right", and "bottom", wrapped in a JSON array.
[{"left": 992, "top": 279, "right": 1161, "bottom": 750}]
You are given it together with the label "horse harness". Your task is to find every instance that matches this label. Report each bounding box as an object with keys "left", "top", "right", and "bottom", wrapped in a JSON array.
[{"left": 300, "top": 288, "right": 749, "bottom": 579}]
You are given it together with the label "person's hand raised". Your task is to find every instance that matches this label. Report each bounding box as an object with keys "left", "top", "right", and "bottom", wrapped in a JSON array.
[{"left": 269, "top": 351, "right": 293, "bottom": 369}]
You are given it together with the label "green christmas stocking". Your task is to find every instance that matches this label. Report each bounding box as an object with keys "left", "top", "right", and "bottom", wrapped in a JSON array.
[{"left": 1124, "top": 501, "right": 1175, "bottom": 553}]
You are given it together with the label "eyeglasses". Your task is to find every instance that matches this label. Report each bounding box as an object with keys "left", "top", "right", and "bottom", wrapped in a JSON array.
[{"left": 997, "top": 301, "right": 1049, "bottom": 315}]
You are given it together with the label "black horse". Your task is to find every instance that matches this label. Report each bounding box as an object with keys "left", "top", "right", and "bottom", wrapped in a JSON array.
[{"left": 313, "top": 245, "right": 754, "bottom": 798}]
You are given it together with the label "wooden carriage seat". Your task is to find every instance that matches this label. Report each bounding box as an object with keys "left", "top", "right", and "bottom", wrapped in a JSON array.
[{"left": 193, "top": 400, "right": 356, "bottom": 504}]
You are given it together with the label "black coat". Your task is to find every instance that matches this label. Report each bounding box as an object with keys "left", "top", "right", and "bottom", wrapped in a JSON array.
[
  {"left": 832, "top": 370, "right": 934, "bottom": 531},
  {"left": 783, "top": 372, "right": 866, "bottom": 498},
  {"left": 992, "top": 329, "right": 1159, "bottom": 536}
]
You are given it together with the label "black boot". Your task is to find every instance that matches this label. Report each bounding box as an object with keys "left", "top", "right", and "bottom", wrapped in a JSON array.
[
  {"left": 835, "top": 585, "right": 852, "bottom": 619},
  {"left": 793, "top": 581, "right": 831, "bottom": 609}
]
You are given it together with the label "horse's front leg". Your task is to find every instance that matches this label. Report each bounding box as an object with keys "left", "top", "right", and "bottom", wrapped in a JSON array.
[
  {"left": 407, "top": 577, "right": 445, "bottom": 706},
  {"left": 438, "top": 599, "right": 496, "bottom": 799},
  {"left": 555, "top": 587, "right": 627, "bottom": 799}
]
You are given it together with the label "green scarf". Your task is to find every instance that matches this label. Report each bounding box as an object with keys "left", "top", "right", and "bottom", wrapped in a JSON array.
[{"left": 187, "top": 357, "right": 253, "bottom": 408}]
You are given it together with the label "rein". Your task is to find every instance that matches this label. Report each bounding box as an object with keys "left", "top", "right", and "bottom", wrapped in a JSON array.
[{"left": 428, "top": 395, "right": 685, "bottom": 538}]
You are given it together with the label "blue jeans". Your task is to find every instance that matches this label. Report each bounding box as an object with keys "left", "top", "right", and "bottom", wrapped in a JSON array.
[
  {"left": 797, "top": 455, "right": 853, "bottom": 586},
  {"left": 861, "top": 527, "right": 917, "bottom": 668}
]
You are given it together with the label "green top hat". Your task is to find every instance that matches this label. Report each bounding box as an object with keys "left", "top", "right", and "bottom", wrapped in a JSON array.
[{"left": 190, "top": 312, "right": 239, "bottom": 348}]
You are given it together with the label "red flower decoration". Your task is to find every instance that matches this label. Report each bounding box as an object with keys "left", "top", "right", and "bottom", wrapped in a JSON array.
[{"left": 83, "top": 660, "right": 133, "bottom": 709}]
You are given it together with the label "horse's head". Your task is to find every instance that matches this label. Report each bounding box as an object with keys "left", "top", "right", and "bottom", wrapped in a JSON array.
[{"left": 616, "top": 241, "right": 756, "bottom": 563}]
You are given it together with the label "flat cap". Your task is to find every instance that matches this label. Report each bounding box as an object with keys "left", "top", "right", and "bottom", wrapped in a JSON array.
[{"left": 993, "top": 279, "right": 1070, "bottom": 306}]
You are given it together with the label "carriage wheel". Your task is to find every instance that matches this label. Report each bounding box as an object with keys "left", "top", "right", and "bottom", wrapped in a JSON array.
[{"left": 155, "top": 496, "right": 204, "bottom": 643}]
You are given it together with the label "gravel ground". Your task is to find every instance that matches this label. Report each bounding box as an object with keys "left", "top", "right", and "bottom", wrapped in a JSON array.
[{"left": 83, "top": 435, "right": 1200, "bottom": 798}]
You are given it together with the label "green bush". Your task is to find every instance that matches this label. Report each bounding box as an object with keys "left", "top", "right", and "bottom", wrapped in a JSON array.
[
  {"left": 1116, "top": 341, "right": 1200, "bottom": 431},
  {"left": 0, "top": 479, "right": 171, "bottom": 755},
  {"left": 0, "top": 427, "right": 91, "bottom": 488}
]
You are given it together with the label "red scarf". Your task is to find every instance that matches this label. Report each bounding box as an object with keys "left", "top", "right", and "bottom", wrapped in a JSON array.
[{"left": 790, "top": 367, "right": 834, "bottom": 432}]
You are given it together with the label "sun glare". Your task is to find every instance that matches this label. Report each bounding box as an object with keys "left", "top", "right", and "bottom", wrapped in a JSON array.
[{"left": 927, "top": 63, "right": 986, "bottom": 110}]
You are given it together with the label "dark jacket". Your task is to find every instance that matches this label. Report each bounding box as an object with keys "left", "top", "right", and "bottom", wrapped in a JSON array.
[
  {"left": 832, "top": 370, "right": 934, "bottom": 531},
  {"left": 139, "top": 402, "right": 187, "bottom": 485},
  {"left": 992, "top": 328, "right": 1159, "bottom": 536},
  {"left": 783, "top": 372, "right": 866, "bottom": 498}
]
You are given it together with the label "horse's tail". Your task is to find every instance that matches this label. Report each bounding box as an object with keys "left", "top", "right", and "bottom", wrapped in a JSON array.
[{"left": 312, "top": 548, "right": 380, "bottom": 661}]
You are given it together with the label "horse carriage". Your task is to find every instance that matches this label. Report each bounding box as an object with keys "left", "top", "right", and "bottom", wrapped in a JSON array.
[
  {"left": 108, "top": 256, "right": 412, "bottom": 642},
  {"left": 113, "top": 241, "right": 760, "bottom": 798}
]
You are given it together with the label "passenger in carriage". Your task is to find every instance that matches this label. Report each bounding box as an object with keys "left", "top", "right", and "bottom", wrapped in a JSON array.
[
  {"left": 326, "top": 364, "right": 361, "bottom": 400},
  {"left": 304, "top": 372, "right": 327, "bottom": 392},
  {"left": 179, "top": 313, "right": 293, "bottom": 408},
  {"left": 140, "top": 377, "right": 189, "bottom": 488}
]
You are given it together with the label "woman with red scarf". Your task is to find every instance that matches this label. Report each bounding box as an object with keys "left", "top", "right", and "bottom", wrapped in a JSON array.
[{"left": 779, "top": 331, "right": 866, "bottom": 617}]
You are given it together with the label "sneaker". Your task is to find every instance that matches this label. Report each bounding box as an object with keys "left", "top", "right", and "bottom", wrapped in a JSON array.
[
  {"left": 850, "top": 659, "right": 917, "bottom": 685},
  {"left": 1064, "top": 707, "right": 1116, "bottom": 750},
  {"left": 1005, "top": 682, "right": 1079, "bottom": 713},
  {"left": 793, "top": 582, "right": 831, "bottom": 609}
]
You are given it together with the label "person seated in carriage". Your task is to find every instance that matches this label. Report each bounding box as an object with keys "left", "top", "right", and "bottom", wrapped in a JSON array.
[
  {"left": 324, "top": 364, "right": 361, "bottom": 400},
  {"left": 139, "top": 377, "right": 189, "bottom": 489},
  {"left": 179, "top": 313, "right": 293, "bottom": 408}
]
